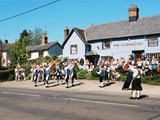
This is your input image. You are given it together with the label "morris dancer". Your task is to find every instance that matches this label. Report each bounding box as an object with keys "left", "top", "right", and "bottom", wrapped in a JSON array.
[
  {"left": 129, "top": 65, "right": 143, "bottom": 99},
  {"left": 43, "top": 61, "right": 55, "bottom": 88},
  {"left": 96, "top": 65, "right": 105, "bottom": 88},
  {"left": 32, "top": 65, "right": 38, "bottom": 87},
  {"left": 122, "top": 61, "right": 133, "bottom": 90},
  {"left": 70, "top": 61, "right": 78, "bottom": 86},
  {"left": 64, "top": 63, "right": 70, "bottom": 88},
  {"left": 104, "top": 65, "right": 110, "bottom": 84},
  {"left": 55, "top": 61, "right": 62, "bottom": 85}
]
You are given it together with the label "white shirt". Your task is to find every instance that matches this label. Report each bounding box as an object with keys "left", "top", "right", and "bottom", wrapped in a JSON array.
[{"left": 130, "top": 68, "right": 141, "bottom": 78}]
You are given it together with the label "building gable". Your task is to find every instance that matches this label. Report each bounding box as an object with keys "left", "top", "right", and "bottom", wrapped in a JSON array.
[
  {"left": 63, "top": 28, "right": 88, "bottom": 61},
  {"left": 62, "top": 27, "right": 89, "bottom": 48}
]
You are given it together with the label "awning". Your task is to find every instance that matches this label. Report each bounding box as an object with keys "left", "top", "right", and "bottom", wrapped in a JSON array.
[{"left": 85, "top": 50, "right": 99, "bottom": 56}]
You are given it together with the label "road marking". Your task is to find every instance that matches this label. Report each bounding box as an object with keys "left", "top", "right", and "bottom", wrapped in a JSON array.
[
  {"left": 66, "top": 98, "right": 138, "bottom": 108},
  {"left": 1, "top": 91, "right": 40, "bottom": 97}
]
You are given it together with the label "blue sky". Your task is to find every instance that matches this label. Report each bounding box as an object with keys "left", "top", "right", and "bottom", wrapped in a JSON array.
[{"left": 0, "top": 0, "right": 160, "bottom": 44}]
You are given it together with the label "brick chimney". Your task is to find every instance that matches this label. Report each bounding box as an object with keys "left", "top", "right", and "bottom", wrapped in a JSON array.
[
  {"left": 128, "top": 5, "right": 139, "bottom": 22},
  {"left": 41, "top": 33, "right": 48, "bottom": 45},
  {"left": 64, "top": 27, "right": 69, "bottom": 40}
]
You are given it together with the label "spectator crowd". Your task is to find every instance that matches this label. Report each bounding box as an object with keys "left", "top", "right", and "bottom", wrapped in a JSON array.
[{"left": 15, "top": 56, "right": 160, "bottom": 88}]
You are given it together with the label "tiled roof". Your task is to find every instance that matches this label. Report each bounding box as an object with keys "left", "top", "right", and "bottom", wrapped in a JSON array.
[
  {"left": 85, "top": 15, "right": 160, "bottom": 41},
  {"left": 26, "top": 41, "right": 60, "bottom": 52},
  {"left": 73, "top": 27, "right": 89, "bottom": 45},
  {"left": 1, "top": 43, "right": 13, "bottom": 51},
  {"left": 74, "top": 27, "right": 86, "bottom": 42}
]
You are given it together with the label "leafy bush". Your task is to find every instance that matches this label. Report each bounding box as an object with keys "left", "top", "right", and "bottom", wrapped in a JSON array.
[
  {"left": 21, "top": 62, "right": 32, "bottom": 79},
  {"left": 119, "top": 73, "right": 128, "bottom": 81},
  {"left": 74, "top": 63, "right": 80, "bottom": 73},
  {"left": 0, "top": 69, "right": 14, "bottom": 82},
  {"left": 141, "top": 74, "right": 160, "bottom": 85},
  {"left": 119, "top": 72, "right": 160, "bottom": 86},
  {"left": 77, "top": 69, "right": 99, "bottom": 80},
  {"left": 0, "top": 66, "right": 8, "bottom": 70},
  {"left": 77, "top": 70, "right": 87, "bottom": 79}
]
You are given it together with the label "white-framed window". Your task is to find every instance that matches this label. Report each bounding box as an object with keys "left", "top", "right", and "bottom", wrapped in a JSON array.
[
  {"left": 70, "top": 45, "right": 77, "bottom": 54},
  {"left": 148, "top": 36, "right": 158, "bottom": 47},
  {"left": 102, "top": 39, "right": 110, "bottom": 49},
  {"left": 146, "top": 53, "right": 160, "bottom": 62}
]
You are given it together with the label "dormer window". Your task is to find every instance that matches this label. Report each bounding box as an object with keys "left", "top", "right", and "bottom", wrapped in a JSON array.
[{"left": 148, "top": 36, "right": 158, "bottom": 47}]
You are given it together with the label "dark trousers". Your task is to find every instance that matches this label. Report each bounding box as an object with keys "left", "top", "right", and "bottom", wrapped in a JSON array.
[
  {"left": 99, "top": 76, "right": 103, "bottom": 83},
  {"left": 65, "top": 75, "right": 69, "bottom": 84},
  {"left": 71, "top": 73, "right": 77, "bottom": 83},
  {"left": 105, "top": 73, "right": 109, "bottom": 82}
]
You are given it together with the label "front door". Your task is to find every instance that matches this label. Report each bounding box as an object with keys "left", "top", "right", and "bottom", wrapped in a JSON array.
[
  {"left": 132, "top": 50, "right": 144, "bottom": 65},
  {"left": 135, "top": 53, "right": 142, "bottom": 63}
]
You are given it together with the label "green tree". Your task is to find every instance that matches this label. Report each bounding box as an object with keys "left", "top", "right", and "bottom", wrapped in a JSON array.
[
  {"left": 10, "top": 30, "right": 30, "bottom": 66},
  {"left": 10, "top": 28, "right": 43, "bottom": 66},
  {"left": 10, "top": 40, "right": 28, "bottom": 65},
  {"left": 28, "top": 28, "right": 43, "bottom": 45}
]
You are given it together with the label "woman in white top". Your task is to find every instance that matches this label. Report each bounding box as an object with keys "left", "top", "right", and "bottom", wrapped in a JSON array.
[{"left": 129, "top": 65, "right": 143, "bottom": 99}]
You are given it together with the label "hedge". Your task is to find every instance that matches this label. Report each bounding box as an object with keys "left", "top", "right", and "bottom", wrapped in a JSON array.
[{"left": 0, "top": 69, "right": 15, "bottom": 82}]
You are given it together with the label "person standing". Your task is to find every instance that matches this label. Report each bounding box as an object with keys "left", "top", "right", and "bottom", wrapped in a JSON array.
[
  {"left": 32, "top": 65, "right": 38, "bottom": 87},
  {"left": 96, "top": 65, "right": 105, "bottom": 87},
  {"left": 104, "top": 65, "right": 110, "bottom": 84},
  {"left": 137, "top": 58, "right": 143, "bottom": 69},
  {"left": 129, "top": 65, "right": 143, "bottom": 99},
  {"left": 19, "top": 66, "right": 26, "bottom": 81},
  {"left": 70, "top": 61, "right": 78, "bottom": 86},
  {"left": 15, "top": 65, "right": 20, "bottom": 81},
  {"left": 43, "top": 62, "right": 54, "bottom": 88},
  {"left": 55, "top": 65, "right": 61, "bottom": 85},
  {"left": 64, "top": 63, "right": 70, "bottom": 88}
]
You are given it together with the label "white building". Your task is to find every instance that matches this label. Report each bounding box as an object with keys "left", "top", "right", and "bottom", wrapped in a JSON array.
[
  {"left": 26, "top": 33, "right": 62, "bottom": 60},
  {"left": 62, "top": 5, "right": 160, "bottom": 66},
  {"left": 0, "top": 40, "right": 12, "bottom": 67}
]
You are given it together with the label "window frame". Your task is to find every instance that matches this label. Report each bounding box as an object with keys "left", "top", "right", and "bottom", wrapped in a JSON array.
[
  {"left": 146, "top": 53, "right": 160, "bottom": 63},
  {"left": 102, "top": 39, "right": 111, "bottom": 49},
  {"left": 70, "top": 44, "right": 77, "bottom": 54},
  {"left": 148, "top": 36, "right": 158, "bottom": 47}
]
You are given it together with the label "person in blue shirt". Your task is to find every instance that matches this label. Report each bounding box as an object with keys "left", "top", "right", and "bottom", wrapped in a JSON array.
[
  {"left": 96, "top": 65, "right": 105, "bottom": 87},
  {"left": 33, "top": 67, "right": 38, "bottom": 86},
  {"left": 55, "top": 65, "right": 62, "bottom": 85},
  {"left": 104, "top": 65, "right": 110, "bottom": 84},
  {"left": 64, "top": 63, "right": 70, "bottom": 88},
  {"left": 70, "top": 61, "right": 78, "bottom": 86},
  {"left": 43, "top": 62, "right": 54, "bottom": 88}
]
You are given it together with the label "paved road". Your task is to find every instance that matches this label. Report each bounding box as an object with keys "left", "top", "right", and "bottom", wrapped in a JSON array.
[
  {"left": 0, "top": 87, "right": 160, "bottom": 120},
  {"left": 0, "top": 79, "right": 160, "bottom": 98}
]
